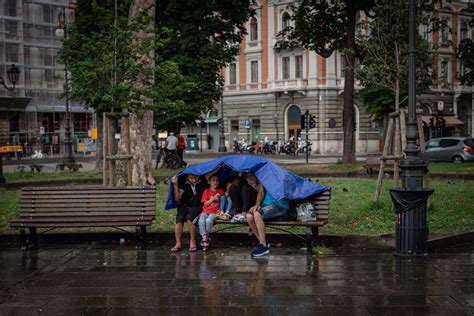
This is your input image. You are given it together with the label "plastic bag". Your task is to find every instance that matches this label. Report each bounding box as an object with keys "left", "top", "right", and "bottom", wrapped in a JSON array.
[{"left": 296, "top": 202, "right": 317, "bottom": 221}]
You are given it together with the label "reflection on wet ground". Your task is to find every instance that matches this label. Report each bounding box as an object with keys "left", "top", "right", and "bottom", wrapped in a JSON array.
[{"left": 0, "top": 243, "right": 473, "bottom": 315}]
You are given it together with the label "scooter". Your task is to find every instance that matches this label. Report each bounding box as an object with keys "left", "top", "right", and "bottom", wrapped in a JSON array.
[
  {"left": 279, "top": 140, "right": 296, "bottom": 155},
  {"left": 296, "top": 141, "right": 312, "bottom": 155},
  {"left": 233, "top": 139, "right": 244, "bottom": 153}
]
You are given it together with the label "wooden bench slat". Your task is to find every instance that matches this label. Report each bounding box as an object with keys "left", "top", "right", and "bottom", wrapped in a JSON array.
[
  {"left": 10, "top": 221, "right": 153, "bottom": 228},
  {"left": 20, "top": 208, "right": 156, "bottom": 214},
  {"left": 20, "top": 204, "right": 155, "bottom": 210},
  {"left": 22, "top": 192, "right": 154, "bottom": 199},
  {"left": 11, "top": 216, "right": 155, "bottom": 223},
  {"left": 19, "top": 211, "right": 156, "bottom": 217},
  {"left": 20, "top": 198, "right": 156, "bottom": 204},
  {"left": 21, "top": 189, "right": 156, "bottom": 195},
  {"left": 214, "top": 219, "right": 328, "bottom": 227}
]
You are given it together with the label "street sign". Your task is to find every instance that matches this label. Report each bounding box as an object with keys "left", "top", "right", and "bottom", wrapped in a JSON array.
[
  {"left": 245, "top": 119, "right": 251, "bottom": 129},
  {"left": 39, "top": 126, "right": 45, "bottom": 134}
]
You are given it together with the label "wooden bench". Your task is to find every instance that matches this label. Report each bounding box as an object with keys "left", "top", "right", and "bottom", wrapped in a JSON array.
[
  {"left": 214, "top": 189, "right": 331, "bottom": 255},
  {"left": 365, "top": 153, "right": 395, "bottom": 175},
  {"left": 10, "top": 186, "right": 156, "bottom": 250}
]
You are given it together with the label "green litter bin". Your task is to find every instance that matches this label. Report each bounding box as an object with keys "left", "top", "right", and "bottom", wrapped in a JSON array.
[{"left": 187, "top": 134, "right": 198, "bottom": 151}]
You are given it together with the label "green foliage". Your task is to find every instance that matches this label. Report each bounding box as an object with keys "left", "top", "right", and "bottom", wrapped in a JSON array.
[
  {"left": 356, "top": 1, "right": 438, "bottom": 119},
  {"left": 457, "top": 39, "right": 474, "bottom": 86},
  {"left": 154, "top": 0, "right": 254, "bottom": 131},
  {"left": 60, "top": 0, "right": 253, "bottom": 131}
]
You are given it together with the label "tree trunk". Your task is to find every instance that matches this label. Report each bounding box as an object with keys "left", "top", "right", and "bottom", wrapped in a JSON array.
[
  {"left": 127, "top": 0, "right": 155, "bottom": 186},
  {"left": 342, "top": 1, "right": 357, "bottom": 163},
  {"left": 95, "top": 114, "right": 103, "bottom": 172}
]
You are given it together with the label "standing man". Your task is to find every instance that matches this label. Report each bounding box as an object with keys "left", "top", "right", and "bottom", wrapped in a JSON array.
[
  {"left": 206, "top": 134, "right": 213, "bottom": 149},
  {"left": 166, "top": 132, "right": 178, "bottom": 155},
  {"left": 246, "top": 184, "right": 289, "bottom": 257},
  {"left": 176, "top": 131, "right": 187, "bottom": 168}
]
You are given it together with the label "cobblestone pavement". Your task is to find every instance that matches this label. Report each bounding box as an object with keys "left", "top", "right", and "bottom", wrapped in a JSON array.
[{"left": 0, "top": 243, "right": 473, "bottom": 315}]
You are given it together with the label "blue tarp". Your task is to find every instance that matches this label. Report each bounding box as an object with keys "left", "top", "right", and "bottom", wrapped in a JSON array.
[{"left": 165, "top": 155, "right": 330, "bottom": 210}]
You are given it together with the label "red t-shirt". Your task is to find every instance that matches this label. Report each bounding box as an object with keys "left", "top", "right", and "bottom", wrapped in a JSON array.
[{"left": 201, "top": 188, "right": 225, "bottom": 214}]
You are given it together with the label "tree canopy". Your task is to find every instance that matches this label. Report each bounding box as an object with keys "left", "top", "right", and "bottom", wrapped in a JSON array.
[
  {"left": 356, "top": 1, "right": 439, "bottom": 120},
  {"left": 59, "top": 0, "right": 254, "bottom": 131}
]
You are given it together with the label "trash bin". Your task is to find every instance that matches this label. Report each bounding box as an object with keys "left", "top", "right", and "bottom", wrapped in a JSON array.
[
  {"left": 390, "top": 188, "right": 434, "bottom": 256},
  {"left": 187, "top": 134, "right": 198, "bottom": 151}
]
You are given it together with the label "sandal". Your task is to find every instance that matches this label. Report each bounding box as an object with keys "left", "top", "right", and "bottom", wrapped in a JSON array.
[
  {"left": 170, "top": 246, "right": 182, "bottom": 253},
  {"left": 189, "top": 246, "right": 197, "bottom": 252}
]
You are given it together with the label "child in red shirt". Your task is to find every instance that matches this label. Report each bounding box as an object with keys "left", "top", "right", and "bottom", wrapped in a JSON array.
[{"left": 199, "top": 175, "right": 224, "bottom": 250}]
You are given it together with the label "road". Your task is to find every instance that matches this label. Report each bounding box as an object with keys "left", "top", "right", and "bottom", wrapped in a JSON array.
[{"left": 2, "top": 151, "right": 366, "bottom": 173}]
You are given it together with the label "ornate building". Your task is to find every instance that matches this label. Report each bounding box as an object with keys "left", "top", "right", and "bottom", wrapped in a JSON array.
[{"left": 208, "top": 0, "right": 473, "bottom": 153}]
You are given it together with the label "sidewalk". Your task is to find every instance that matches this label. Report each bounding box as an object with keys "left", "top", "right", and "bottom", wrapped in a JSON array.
[{"left": 0, "top": 242, "right": 472, "bottom": 315}]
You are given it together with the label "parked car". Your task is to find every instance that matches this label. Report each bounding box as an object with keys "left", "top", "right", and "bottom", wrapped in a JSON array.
[{"left": 425, "top": 137, "right": 474, "bottom": 163}]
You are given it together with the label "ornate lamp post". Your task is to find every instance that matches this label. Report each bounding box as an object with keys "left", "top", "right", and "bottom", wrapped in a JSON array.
[
  {"left": 389, "top": 0, "right": 433, "bottom": 256},
  {"left": 56, "top": 7, "right": 75, "bottom": 164},
  {"left": 218, "top": 96, "right": 227, "bottom": 152},
  {"left": 0, "top": 64, "right": 20, "bottom": 184}
]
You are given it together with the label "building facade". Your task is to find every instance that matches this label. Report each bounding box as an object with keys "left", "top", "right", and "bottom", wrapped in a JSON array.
[
  {"left": 0, "top": 0, "right": 92, "bottom": 157},
  {"left": 211, "top": 0, "right": 474, "bottom": 154}
]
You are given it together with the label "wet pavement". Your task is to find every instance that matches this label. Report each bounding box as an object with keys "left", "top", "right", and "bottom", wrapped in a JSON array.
[{"left": 0, "top": 243, "right": 473, "bottom": 315}]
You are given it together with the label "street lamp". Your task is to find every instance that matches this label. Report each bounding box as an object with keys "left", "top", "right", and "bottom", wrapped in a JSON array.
[
  {"left": 0, "top": 64, "right": 20, "bottom": 184},
  {"left": 389, "top": 0, "right": 433, "bottom": 257},
  {"left": 56, "top": 7, "right": 75, "bottom": 164},
  {"left": 218, "top": 96, "right": 227, "bottom": 152}
]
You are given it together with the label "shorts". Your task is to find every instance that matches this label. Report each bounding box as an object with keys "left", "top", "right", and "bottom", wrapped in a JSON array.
[
  {"left": 176, "top": 206, "right": 202, "bottom": 224},
  {"left": 252, "top": 204, "right": 288, "bottom": 221}
]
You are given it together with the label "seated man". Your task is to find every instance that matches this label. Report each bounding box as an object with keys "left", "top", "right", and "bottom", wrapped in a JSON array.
[{"left": 246, "top": 184, "right": 289, "bottom": 258}]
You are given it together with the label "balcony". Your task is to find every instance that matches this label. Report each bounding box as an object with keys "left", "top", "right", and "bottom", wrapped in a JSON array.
[{"left": 272, "top": 78, "right": 308, "bottom": 92}]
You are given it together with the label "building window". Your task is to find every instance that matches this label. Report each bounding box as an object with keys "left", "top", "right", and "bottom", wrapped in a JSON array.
[
  {"left": 230, "top": 119, "right": 239, "bottom": 142},
  {"left": 421, "top": 18, "right": 430, "bottom": 40},
  {"left": 5, "top": 20, "right": 18, "bottom": 40},
  {"left": 4, "top": 0, "right": 17, "bottom": 16},
  {"left": 43, "top": 4, "right": 51, "bottom": 23},
  {"left": 295, "top": 55, "right": 303, "bottom": 79},
  {"left": 252, "top": 119, "right": 260, "bottom": 141},
  {"left": 251, "top": 60, "right": 258, "bottom": 83},
  {"left": 282, "top": 12, "right": 291, "bottom": 30},
  {"left": 440, "top": 17, "right": 451, "bottom": 47},
  {"left": 440, "top": 58, "right": 450, "bottom": 82},
  {"left": 45, "top": 69, "right": 53, "bottom": 82},
  {"left": 5, "top": 43, "right": 19, "bottom": 63},
  {"left": 282, "top": 57, "right": 290, "bottom": 80},
  {"left": 229, "top": 63, "right": 236, "bottom": 85},
  {"left": 340, "top": 54, "right": 346, "bottom": 77},
  {"left": 460, "top": 20, "right": 469, "bottom": 41},
  {"left": 250, "top": 17, "right": 258, "bottom": 41}
]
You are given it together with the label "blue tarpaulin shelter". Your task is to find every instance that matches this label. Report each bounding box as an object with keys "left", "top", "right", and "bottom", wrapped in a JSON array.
[{"left": 165, "top": 155, "right": 330, "bottom": 210}]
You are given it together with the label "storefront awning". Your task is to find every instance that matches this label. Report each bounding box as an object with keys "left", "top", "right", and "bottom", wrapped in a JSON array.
[
  {"left": 0, "top": 97, "right": 32, "bottom": 111},
  {"left": 194, "top": 116, "right": 221, "bottom": 124},
  {"left": 421, "top": 115, "right": 464, "bottom": 126}
]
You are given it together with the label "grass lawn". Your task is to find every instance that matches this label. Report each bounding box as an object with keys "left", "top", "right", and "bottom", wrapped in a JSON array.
[{"left": 1, "top": 178, "right": 472, "bottom": 236}]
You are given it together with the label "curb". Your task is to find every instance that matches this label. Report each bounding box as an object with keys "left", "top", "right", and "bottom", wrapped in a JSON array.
[{"left": 1, "top": 231, "right": 472, "bottom": 251}]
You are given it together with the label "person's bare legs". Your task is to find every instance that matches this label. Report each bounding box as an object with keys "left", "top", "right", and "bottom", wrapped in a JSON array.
[
  {"left": 253, "top": 211, "right": 266, "bottom": 245},
  {"left": 246, "top": 213, "right": 261, "bottom": 244},
  {"left": 187, "top": 220, "right": 197, "bottom": 249},
  {"left": 173, "top": 222, "right": 183, "bottom": 250}
]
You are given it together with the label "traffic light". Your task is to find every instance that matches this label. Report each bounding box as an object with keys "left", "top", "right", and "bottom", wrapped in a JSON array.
[
  {"left": 309, "top": 115, "right": 316, "bottom": 129},
  {"left": 429, "top": 117, "right": 434, "bottom": 128},
  {"left": 301, "top": 114, "right": 306, "bottom": 129}
]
